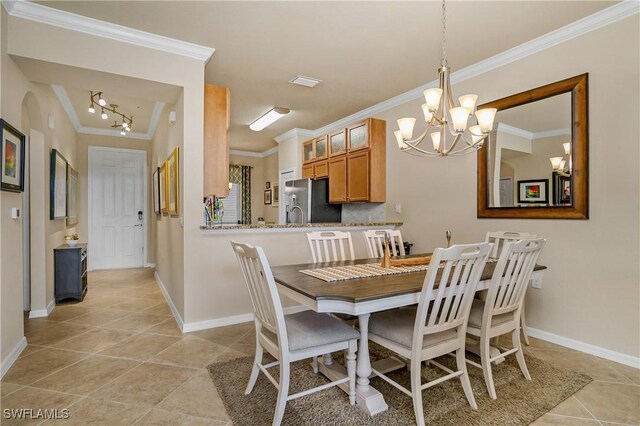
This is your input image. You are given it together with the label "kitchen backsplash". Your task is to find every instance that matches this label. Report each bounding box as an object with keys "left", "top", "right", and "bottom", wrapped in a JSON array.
[{"left": 341, "top": 203, "right": 386, "bottom": 223}]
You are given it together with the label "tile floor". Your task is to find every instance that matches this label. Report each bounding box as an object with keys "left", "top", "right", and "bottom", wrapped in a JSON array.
[{"left": 1, "top": 268, "right": 638, "bottom": 425}]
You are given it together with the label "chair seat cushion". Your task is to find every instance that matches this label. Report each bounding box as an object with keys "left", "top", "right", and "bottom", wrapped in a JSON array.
[
  {"left": 369, "top": 308, "right": 457, "bottom": 350},
  {"left": 264, "top": 310, "right": 360, "bottom": 351},
  {"left": 467, "top": 299, "right": 514, "bottom": 329}
]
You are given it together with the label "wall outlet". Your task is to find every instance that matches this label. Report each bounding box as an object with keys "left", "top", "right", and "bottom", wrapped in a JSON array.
[
  {"left": 530, "top": 276, "right": 542, "bottom": 289},
  {"left": 395, "top": 203, "right": 402, "bottom": 214}
]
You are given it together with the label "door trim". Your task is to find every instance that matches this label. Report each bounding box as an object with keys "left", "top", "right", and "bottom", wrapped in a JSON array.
[{"left": 88, "top": 146, "right": 147, "bottom": 270}]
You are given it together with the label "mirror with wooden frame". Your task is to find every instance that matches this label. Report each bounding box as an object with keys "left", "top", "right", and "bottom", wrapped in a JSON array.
[{"left": 477, "top": 74, "right": 588, "bottom": 219}]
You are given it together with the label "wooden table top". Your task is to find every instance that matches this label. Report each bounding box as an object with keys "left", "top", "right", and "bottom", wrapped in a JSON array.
[{"left": 271, "top": 254, "right": 547, "bottom": 304}]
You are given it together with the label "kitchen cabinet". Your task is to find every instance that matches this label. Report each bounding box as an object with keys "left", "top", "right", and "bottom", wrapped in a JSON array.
[
  {"left": 329, "top": 129, "right": 347, "bottom": 157},
  {"left": 302, "top": 140, "right": 315, "bottom": 164},
  {"left": 348, "top": 122, "right": 369, "bottom": 151},
  {"left": 328, "top": 156, "right": 347, "bottom": 203},
  {"left": 303, "top": 136, "right": 329, "bottom": 164},
  {"left": 54, "top": 244, "right": 88, "bottom": 302},
  {"left": 204, "top": 84, "right": 230, "bottom": 197},
  {"left": 347, "top": 151, "right": 369, "bottom": 202},
  {"left": 302, "top": 160, "right": 328, "bottom": 179},
  {"left": 302, "top": 163, "right": 313, "bottom": 178}
]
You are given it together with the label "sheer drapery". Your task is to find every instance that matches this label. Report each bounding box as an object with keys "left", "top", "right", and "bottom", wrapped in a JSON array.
[{"left": 229, "top": 164, "right": 251, "bottom": 224}]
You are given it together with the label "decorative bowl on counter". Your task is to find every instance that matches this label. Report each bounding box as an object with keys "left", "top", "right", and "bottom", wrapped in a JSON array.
[{"left": 64, "top": 234, "right": 79, "bottom": 247}]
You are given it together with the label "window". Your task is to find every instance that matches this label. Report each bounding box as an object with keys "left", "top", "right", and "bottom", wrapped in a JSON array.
[{"left": 220, "top": 183, "right": 241, "bottom": 224}]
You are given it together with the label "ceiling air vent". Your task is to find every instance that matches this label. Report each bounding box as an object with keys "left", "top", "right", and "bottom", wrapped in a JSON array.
[{"left": 289, "top": 75, "right": 322, "bottom": 88}]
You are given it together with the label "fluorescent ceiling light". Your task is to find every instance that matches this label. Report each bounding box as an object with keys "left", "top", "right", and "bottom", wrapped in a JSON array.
[{"left": 249, "top": 107, "right": 290, "bottom": 131}]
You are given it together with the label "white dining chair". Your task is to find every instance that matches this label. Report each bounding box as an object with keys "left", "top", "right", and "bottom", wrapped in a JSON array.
[
  {"left": 367, "top": 242, "right": 492, "bottom": 426},
  {"left": 466, "top": 238, "right": 546, "bottom": 400},
  {"left": 363, "top": 229, "right": 405, "bottom": 258},
  {"left": 231, "top": 241, "right": 359, "bottom": 426},
  {"left": 306, "top": 231, "right": 355, "bottom": 262},
  {"left": 485, "top": 231, "right": 538, "bottom": 345}
]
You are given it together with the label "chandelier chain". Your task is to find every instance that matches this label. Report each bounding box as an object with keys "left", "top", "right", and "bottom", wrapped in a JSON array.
[{"left": 441, "top": 0, "right": 447, "bottom": 67}]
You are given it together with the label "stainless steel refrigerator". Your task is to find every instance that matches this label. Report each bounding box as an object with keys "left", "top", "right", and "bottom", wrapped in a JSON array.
[{"left": 284, "top": 178, "right": 342, "bottom": 224}]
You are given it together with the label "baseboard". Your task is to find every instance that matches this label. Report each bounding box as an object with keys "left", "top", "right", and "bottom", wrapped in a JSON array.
[
  {"left": 526, "top": 327, "right": 640, "bottom": 369},
  {"left": 28, "top": 299, "right": 55, "bottom": 318},
  {"left": 181, "top": 305, "right": 309, "bottom": 333},
  {"left": 153, "top": 271, "right": 185, "bottom": 332},
  {"left": 1, "top": 336, "right": 27, "bottom": 379},
  {"left": 145, "top": 263, "right": 156, "bottom": 268}
]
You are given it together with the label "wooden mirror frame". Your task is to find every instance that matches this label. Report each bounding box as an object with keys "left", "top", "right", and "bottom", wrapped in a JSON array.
[{"left": 477, "top": 74, "right": 589, "bottom": 219}]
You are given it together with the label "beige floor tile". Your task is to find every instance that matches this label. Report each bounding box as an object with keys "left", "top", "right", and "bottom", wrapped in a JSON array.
[
  {"left": 30, "top": 355, "right": 140, "bottom": 395},
  {"left": 549, "top": 396, "right": 595, "bottom": 419},
  {"left": 49, "top": 397, "right": 150, "bottom": 425},
  {"left": 98, "top": 333, "right": 181, "bottom": 361},
  {"left": 603, "top": 359, "right": 640, "bottom": 386},
  {"left": 531, "top": 414, "right": 600, "bottom": 425},
  {"left": 150, "top": 336, "right": 226, "bottom": 369},
  {"left": 2, "top": 349, "right": 89, "bottom": 385},
  {"left": 1, "top": 382, "right": 24, "bottom": 398},
  {"left": 528, "top": 348, "right": 633, "bottom": 383},
  {"left": 24, "top": 323, "right": 92, "bottom": 347},
  {"left": 144, "top": 302, "right": 173, "bottom": 316},
  {"left": 228, "top": 342, "right": 255, "bottom": 357},
  {"left": 109, "top": 297, "right": 167, "bottom": 312},
  {"left": 77, "top": 294, "right": 126, "bottom": 308},
  {"left": 210, "top": 347, "right": 250, "bottom": 363},
  {"left": 17, "top": 345, "right": 46, "bottom": 359},
  {"left": 23, "top": 319, "right": 58, "bottom": 335},
  {"left": 45, "top": 306, "right": 92, "bottom": 322},
  {"left": 527, "top": 336, "right": 577, "bottom": 352},
  {"left": 0, "top": 387, "right": 80, "bottom": 425},
  {"left": 49, "top": 328, "right": 137, "bottom": 353},
  {"left": 145, "top": 318, "right": 183, "bottom": 336},
  {"left": 188, "top": 322, "right": 252, "bottom": 346},
  {"left": 136, "top": 408, "right": 227, "bottom": 425},
  {"left": 574, "top": 381, "right": 640, "bottom": 424},
  {"left": 157, "top": 370, "right": 231, "bottom": 421},
  {"left": 64, "top": 308, "right": 131, "bottom": 327},
  {"left": 90, "top": 362, "right": 197, "bottom": 406},
  {"left": 102, "top": 312, "right": 170, "bottom": 332}
]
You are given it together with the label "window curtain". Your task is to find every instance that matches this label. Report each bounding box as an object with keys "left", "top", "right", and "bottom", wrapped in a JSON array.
[{"left": 229, "top": 164, "right": 252, "bottom": 224}]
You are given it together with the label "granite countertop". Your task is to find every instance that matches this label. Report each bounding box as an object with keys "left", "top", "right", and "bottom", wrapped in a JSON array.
[{"left": 200, "top": 222, "right": 403, "bottom": 231}]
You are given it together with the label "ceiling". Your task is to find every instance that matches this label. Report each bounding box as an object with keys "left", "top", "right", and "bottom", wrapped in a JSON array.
[
  {"left": 497, "top": 92, "right": 572, "bottom": 134},
  {"left": 34, "top": 1, "right": 615, "bottom": 151}
]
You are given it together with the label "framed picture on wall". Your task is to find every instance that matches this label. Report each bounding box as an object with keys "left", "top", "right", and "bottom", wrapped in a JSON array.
[
  {"left": 517, "top": 179, "right": 549, "bottom": 204},
  {"left": 153, "top": 167, "right": 161, "bottom": 215},
  {"left": 273, "top": 184, "right": 279, "bottom": 207},
  {"left": 1, "top": 119, "right": 26, "bottom": 192},
  {"left": 264, "top": 189, "right": 272, "bottom": 205},
  {"left": 159, "top": 162, "right": 167, "bottom": 214},
  {"left": 66, "top": 166, "right": 79, "bottom": 226},
  {"left": 167, "top": 147, "right": 179, "bottom": 216},
  {"left": 50, "top": 149, "right": 68, "bottom": 219},
  {"left": 553, "top": 174, "right": 571, "bottom": 205},
  {"left": 266, "top": 181, "right": 271, "bottom": 189}
]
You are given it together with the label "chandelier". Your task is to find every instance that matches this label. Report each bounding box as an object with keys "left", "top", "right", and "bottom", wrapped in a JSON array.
[
  {"left": 395, "top": 0, "right": 497, "bottom": 157},
  {"left": 87, "top": 91, "right": 134, "bottom": 136},
  {"left": 550, "top": 142, "right": 572, "bottom": 177}
]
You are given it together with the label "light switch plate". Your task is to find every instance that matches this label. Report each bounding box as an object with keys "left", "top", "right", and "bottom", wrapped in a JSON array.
[{"left": 395, "top": 203, "right": 402, "bottom": 214}]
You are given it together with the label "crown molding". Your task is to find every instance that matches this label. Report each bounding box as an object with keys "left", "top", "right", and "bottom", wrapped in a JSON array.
[
  {"left": 230, "top": 146, "right": 278, "bottom": 158},
  {"left": 3, "top": 0, "right": 215, "bottom": 63},
  {"left": 274, "top": 128, "right": 315, "bottom": 144},
  {"left": 297, "top": 0, "right": 639, "bottom": 138},
  {"left": 51, "top": 84, "right": 164, "bottom": 140},
  {"left": 532, "top": 128, "right": 571, "bottom": 139},
  {"left": 497, "top": 123, "right": 534, "bottom": 140}
]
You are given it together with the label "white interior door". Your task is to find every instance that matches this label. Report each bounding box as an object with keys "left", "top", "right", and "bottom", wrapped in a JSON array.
[
  {"left": 279, "top": 169, "right": 295, "bottom": 224},
  {"left": 89, "top": 148, "right": 146, "bottom": 270}
]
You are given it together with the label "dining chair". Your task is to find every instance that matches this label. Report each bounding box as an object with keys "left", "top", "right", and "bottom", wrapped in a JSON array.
[
  {"left": 485, "top": 231, "right": 538, "bottom": 345},
  {"left": 363, "top": 229, "right": 405, "bottom": 258},
  {"left": 306, "top": 231, "right": 355, "bottom": 262},
  {"left": 466, "top": 238, "right": 546, "bottom": 400},
  {"left": 231, "top": 241, "right": 359, "bottom": 426},
  {"left": 367, "top": 242, "right": 492, "bottom": 426}
]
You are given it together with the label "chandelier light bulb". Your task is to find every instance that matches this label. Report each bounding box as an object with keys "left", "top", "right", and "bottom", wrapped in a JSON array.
[
  {"left": 458, "top": 94, "right": 478, "bottom": 115},
  {"left": 475, "top": 108, "right": 497, "bottom": 133},
  {"left": 120, "top": 130, "right": 126, "bottom": 136},
  {"left": 431, "top": 132, "right": 441, "bottom": 152},
  {"left": 101, "top": 111, "right": 108, "bottom": 120},
  {"left": 98, "top": 97, "right": 107, "bottom": 106},
  {"left": 394, "top": 130, "right": 408, "bottom": 149},
  {"left": 469, "top": 125, "right": 483, "bottom": 143},
  {"left": 450, "top": 107, "right": 469, "bottom": 132},
  {"left": 88, "top": 106, "right": 95, "bottom": 114},
  {"left": 423, "top": 88, "right": 443, "bottom": 111},
  {"left": 563, "top": 142, "right": 571, "bottom": 155},
  {"left": 397, "top": 117, "right": 416, "bottom": 141},
  {"left": 550, "top": 157, "right": 564, "bottom": 170},
  {"left": 560, "top": 160, "right": 566, "bottom": 169},
  {"left": 421, "top": 104, "right": 433, "bottom": 123}
]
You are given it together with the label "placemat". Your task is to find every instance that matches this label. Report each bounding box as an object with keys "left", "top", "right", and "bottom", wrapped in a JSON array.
[{"left": 299, "top": 263, "right": 431, "bottom": 282}]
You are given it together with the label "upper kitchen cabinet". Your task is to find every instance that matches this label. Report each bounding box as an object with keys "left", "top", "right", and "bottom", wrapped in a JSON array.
[
  {"left": 329, "top": 129, "right": 347, "bottom": 157},
  {"left": 347, "top": 121, "right": 369, "bottom": 151},
  {"left": 303, "top": 136, "right": 329, "bottom": 164},
  {"left": 302, "top": 139, "right": 315, "bottom": 164},
  {"left": 203, "top": 84, "right": 230, "bottom": 198}
]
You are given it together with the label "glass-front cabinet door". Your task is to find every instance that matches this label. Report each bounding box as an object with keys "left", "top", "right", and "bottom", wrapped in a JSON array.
[
  {"left": 314, "top": 136, "right": 328, "bottom": 160},
  {"left": 348, "top": 122, "right": 369, "bottom": 151},
  {"left": 302, "top": 140, "right": 315, "bottom": 163},
  {"left": 329, "top": 129, "right": 347, "bottom": 157}
]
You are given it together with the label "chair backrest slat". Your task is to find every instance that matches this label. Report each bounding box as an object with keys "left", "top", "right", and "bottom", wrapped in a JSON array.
[
  {"left": 306, "top": 231, "right": 355, "bottom": 262},
  {"left": 363, "top": 229, "right": 405, "bottom": 258},
  {"left": 486, "top": 238, "right": 546, "bottom": 320},
  {"left": 414, "top": 242, "right": 492, "bottom": 345},
  {"left": 485, "top": 231, "right": 538, "bottom": 259},
  {"left": 231, "top": 241, "right": 288, "bottom": 349}
]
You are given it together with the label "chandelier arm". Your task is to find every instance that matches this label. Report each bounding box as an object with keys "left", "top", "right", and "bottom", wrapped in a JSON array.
[
  {"left": 443, "top": 133, "right": 462, "bottom": 155},
  {"left": 448, "top": 139, "right": 487, "bottom": 156},
  {"left": 403, "top": 127, "right": 429, "bottom": 146},
  {"left": 401, "top": 142, "right": 440, "bottom": 156},
  {"left": 460, "top": 133, "right": 488, "bottom": 148}
]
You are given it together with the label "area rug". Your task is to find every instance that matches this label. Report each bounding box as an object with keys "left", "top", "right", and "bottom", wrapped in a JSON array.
[{"left": 207, "top": 345, "right": 591, "bottom": 425}]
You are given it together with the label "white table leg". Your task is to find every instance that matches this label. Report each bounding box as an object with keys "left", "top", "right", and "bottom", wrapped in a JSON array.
[{"left": 355, "top": 313, "right": 388, "bottom": 415}]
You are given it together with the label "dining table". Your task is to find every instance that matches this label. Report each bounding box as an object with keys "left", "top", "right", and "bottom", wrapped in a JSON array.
[{"left": 271, "top": 254, "right": 547, "bottom": 416}]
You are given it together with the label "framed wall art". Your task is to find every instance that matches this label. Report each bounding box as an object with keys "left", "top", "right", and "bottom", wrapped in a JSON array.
[
  {"left": 153, "top": 167, "right": 161, "bottom": 215},
  {"left": 1, "top": 119, "right": 26, "bottom": 192},
  {"left": 273, "top": 184, "right": 279, "bottom": 207},
  {"left": 553, "top": 174, "right": 571, "bottom": 206},
  {"left": 517, "top": 179, "right": 549, "bottom": 205},
  {"left": 66, "top": 166, "right": 79, "bottom": 226},
  {"left": 167, "top": 147, "right": 179, "bottom": 216},
  {"left": 159, "top": 162, "right": 167, "bottom": 214},
  {"left": 50, "top": 149, "right": 68, "bottom": 219},
  {"left": 264, "top": 189, "right": 272, "bottom": 205}
]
